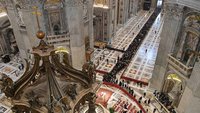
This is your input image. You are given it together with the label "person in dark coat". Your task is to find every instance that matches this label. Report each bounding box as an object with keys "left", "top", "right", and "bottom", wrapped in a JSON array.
[
  {"left": 153, "top": 108, "right": 157, "bottom": 113},
  {"left": 148, "top": 98, "right": 151, "bottom": 104},
  {"left": 143, "top": 92, "right": 146, "bottom": 97}
]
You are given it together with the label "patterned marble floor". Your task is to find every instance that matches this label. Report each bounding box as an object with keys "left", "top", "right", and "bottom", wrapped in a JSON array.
[
  {"left": 122, "top": 13, "right": 164, "bottom": 88},
  {"left": 94, "top": 11, "right": 165, "bottom": 113},
  {"left": 92, "top": 10, "right": 154, "bottom": 79},
  {"left": 0, "top": 61, "right": 24, "bottom": 82},
  {"left": 93, "top": 11, "right": 164, "bottom": 89},
  {"left": 0, "top": 103, "right": 11, "bottom": 113}
]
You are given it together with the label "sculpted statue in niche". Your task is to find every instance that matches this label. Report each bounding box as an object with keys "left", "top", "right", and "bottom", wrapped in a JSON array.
[
  {"left": 181, "top": 32, "right": 199, "bottom": 64},
  {"left": 15, "top": 4, "right": 25, "bottom": 27},
  {"left": 83, "top": 0, "right": 88, "bottom": 18}
]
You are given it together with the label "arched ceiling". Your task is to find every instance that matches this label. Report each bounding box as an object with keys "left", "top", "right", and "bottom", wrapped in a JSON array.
[{"left": 0, "top": 12, "right": 10, "bottom": 30}]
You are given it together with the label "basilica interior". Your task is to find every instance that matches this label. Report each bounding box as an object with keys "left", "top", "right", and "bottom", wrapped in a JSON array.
[{"left": 0, "top": 0, "right": 200, "bottom": 113}]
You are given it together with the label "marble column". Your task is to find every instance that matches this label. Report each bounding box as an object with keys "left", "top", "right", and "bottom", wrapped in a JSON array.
[
  {"left": 6, "top": 7, "right": 30, "bottom": 58},
  {"left": 151, "top": 0, "right": 158, "bottom": 9},
  {"left": 150, "top": 3, "right": 184, "bottom": 90},
  {"left": 5, "top": 1, "right": 45, "bottom": 59},
  {"left": 88, "top": 0, "right": 94, "bottom": 50},
  {"left": 177, "top": 61, "right": 200, "bottom": 113},
  {"left": 65, "top": 0, "right": 86, "bottom": 70},
  {"left": 133, "top": 0, "right": 138, "bottom": 15}
]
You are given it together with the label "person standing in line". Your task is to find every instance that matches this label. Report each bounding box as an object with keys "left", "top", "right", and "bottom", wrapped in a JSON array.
[
  {"left": 153, "top": 108, "right": 157, "bottom": 113},
  {"left": 148, "top": 98, "right": 151, "bottom": 104},
  {"left": 106, "top": 59, "right": 109, "bottom": 64},
  {"left": 145, "top": 49, "right": 148, "bottom": 53},
  {"left": 143, "top": 92, "right": 146, "bottom": 97}
]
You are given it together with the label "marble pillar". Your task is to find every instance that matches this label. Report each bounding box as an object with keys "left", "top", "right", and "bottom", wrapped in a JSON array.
[
  {"left": 5, "top": 1, "right": 46, "bottom": 59},
  {"left": 177, "top": 61, "right": 200, "bottom": 113},
  {"left": 133, "top": 0, "right": 139, "bottom": 15},
  {"left": 6, "top": 8, "right": 30, "bottom": 58},
  {"left": 150, "top": 3, "right": 184, "bottom": 90},
  {"left": 65, "top": 0, "right": 86, "bottom": 70},
  {"left": 151, "top": 0, "right": 158, "bottom": 9},
  {"left": 88, "top": 0, "right": 94, "bottom": 49}
]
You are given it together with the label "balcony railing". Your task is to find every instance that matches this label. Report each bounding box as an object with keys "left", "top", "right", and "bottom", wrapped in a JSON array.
[
  {"left": 167, "top": 54, "right": 193, "bottom": 77},
  {"left": 46, "top": 34, "right": 70, "bottom": 46}
]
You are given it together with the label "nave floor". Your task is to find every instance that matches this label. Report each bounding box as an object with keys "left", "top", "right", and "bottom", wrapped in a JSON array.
[{"left": 93, "top": 10, "right": 165, "bottom": 113}]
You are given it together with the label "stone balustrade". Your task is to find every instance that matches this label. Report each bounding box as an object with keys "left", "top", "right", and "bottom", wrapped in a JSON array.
[
  {"left": 46, "top": 33, "right": 70, "bottom": 46},
  {"left": 167, "top": 54, "right": 193, "bottom": 77}
]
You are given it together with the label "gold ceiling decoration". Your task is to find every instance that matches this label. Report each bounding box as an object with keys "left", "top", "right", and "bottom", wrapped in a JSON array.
[
  {"left": 188, "top": 15, "right": 200, "bottom": 21},
  {"left": 55, "top": 46, "right": 69, "bottom": 54},
  {"left": 167, "top": 74, "right": 182, "bottom": 82},
  {"left": 94, "top": 0, "right": 107, "bottom": 5},
  {"left": 0, "top": 8, "right": 6, "bottom": 13}
]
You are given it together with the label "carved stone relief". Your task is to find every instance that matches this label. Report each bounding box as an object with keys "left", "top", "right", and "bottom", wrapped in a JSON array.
[{"left": 164, "top": 3, "right": 183, "bottom": 20}]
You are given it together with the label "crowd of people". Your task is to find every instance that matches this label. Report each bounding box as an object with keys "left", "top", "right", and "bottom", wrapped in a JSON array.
[
  {"left": 154, "top": 91, "right": 177, "bottom": 113},
  {"left": 103, "top": 8, "right": 161, "bottom": 83},
  {"left": 107, "top": 78, "right": 159, "bottom": 113}
]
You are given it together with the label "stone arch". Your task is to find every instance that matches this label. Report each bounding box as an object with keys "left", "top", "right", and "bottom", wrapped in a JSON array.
[
  {"left": 163, "top": 71, "right": 186, "bottom": 107},
  {"left": 42, "top": 0, "right": 68, "bottom": 35},
  {"left": 174, "top": 11, "right": 200, "bottom": 66}
]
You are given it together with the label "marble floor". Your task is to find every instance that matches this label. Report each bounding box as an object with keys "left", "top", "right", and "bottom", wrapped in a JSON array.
[
  {"left": 94, "top": 10, "right": 165, "bottom": 113},
  {"left": 92, "top": 10, "right": 154, "bottom": 78},
  {"left": 0, "top": 61, "right": 24, "bottom": 82},
  {"left": 93, "top": 11, "right": 164, "bottom": 87},
  {"left": 121, "top": 13, "right": 164, "bottom": 90},
  {"left": 0, "top": 103, "right": 11, "bottom": 113}
]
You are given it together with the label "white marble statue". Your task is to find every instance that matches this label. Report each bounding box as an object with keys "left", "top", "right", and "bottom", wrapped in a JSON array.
[{"left": 15, "top": 4, "right": 25, "bottom": 26}]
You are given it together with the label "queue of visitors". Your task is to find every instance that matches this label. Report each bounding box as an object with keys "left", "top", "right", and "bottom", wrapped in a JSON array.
[
  {"left": 103, "top": 8, "right": 161, "bottom": 83},
  {"left": 102, "top": 7, "right": 161, "bottom": 113}
]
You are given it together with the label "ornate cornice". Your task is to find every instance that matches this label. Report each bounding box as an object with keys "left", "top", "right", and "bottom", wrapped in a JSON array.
[{"left": 165, "top": 0, "right": 200, "bottom": 11}]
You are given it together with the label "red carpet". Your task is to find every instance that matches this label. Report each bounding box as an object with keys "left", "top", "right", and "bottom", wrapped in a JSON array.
[{"left": 103, "top": 82, "right": 146, "bottom": 113}]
